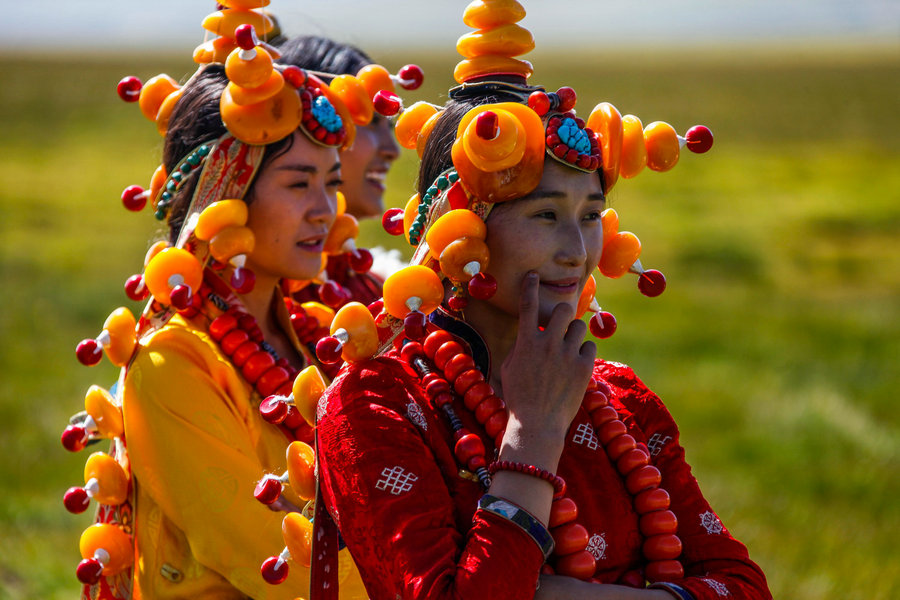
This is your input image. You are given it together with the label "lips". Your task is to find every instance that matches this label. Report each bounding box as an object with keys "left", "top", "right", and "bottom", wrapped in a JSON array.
[
  {"left": 296, "top": 235, "right": 326, "bottom": 253},
  {"left": 364, "top": 168, "right": 388, "bottom": 191},
  {"left": 540, "top": 277, "right": 580, "bottom": 295}
]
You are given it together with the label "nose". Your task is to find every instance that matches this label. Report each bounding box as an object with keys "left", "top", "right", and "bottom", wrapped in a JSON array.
[
  {"left": 555, "top": 221, "right": 588, "bottom": 267},
  {"left": 306, "top": 183, "right": 337, "bottom": 227},
  {"left": 377, "top": 120, "right": 401, "bottom": 162}
]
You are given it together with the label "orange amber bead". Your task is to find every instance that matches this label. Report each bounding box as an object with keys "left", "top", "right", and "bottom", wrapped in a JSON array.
[
  {"left": 292, "top": 365, "right": 327, "bottom": 427},
  {"left": 575, "top": 275, "right": 596, "bottom": 318},
  {"left": 619, "top": 115, "right": 647, "bottom": 179},
  {"left": 218, "top": 0, "right": 271, "bottom": 9},
  {"left": 300, "top": 302, "right": 335, "bottom": 328},
  {"left": 330, "top": 302, "right": 379, "bottom": 363},
  {"left": 193, "top": 37, "right": 240, "bottom": 65},
  {"left": 439, "top": 237, "right": 490, "bottom": 282},
  {"left": 195, "top": 200, "right": 248, "bottom": 241},
  {"left": 282, "top": 513, "right": 313, "bottom": 567},
  {"left": 463, "top": 0, "right": 527, "bottom": 29},
  {"left": 456, "top": 23, "right": 534, "bottom": 59},
  {"left": 225, "top": 46, "right": 274, "bottom": 89},
  {"left": 286, "top": 441, "right": 316, "bottom": 500},
  {"left": 144, "top": 247, "right": 203, "bottom": 306},
  {"left": 155, "top": 89, "right": 183, "bottom": 137},
  {"left": 644, "top": 121, "right": 680, "bottom": 172},
  {"left": 138, "top": 74, "right": 179, "bottom": 121},
  {"left": 454, "top": 55, "right": 533, "bottom": 84},
  {"left": 84, "top": 386, "right": 123, "bottom": 439},
  {"left": 83, "top": 453, "right": 129, "bottom": 506},
  {"left": 148, "top": 164, "right": 167, "bottom": 207},
  {"left": 395, "top": 102, "right": 440, "bottom": 150},
  {"left": 329, "top": 75, "right": 373, "bottom": 126},
  {"left": 383, "top": 266, "right": 444, "bottom": 319},
  {"left": 202, "top": 9, "right": 274, "bottom": 38},
  {"left": 356, "top": 64, "right": 395, "bottom": 102},
  {"left": 426, "top": 209, "right": 487, "bottom": 256},
  {"left": 416, "top": 111, "right": 443, "bottom": 159},
  {"left": 324, "top": 214, "right": 360, "bottom": 255},
  {"left": 209, "top": 226, "right": 255, "bottom": 263},
  {"left": 102, "top": 307, "right": 136, "bottom": 368},
  {"left": 79, "top": 524, "right": 133, "bottom": 574},
  {"left": 600, "top": 208, "right": 619, "bottom": 248},
  {"left": 225, "top": 70, "right": 284, "bottom": 106},
  {"left": 598, "top": 232, "right": 641, "bottom": 279},
  {"left": 587, "top": 102, "right": 623, "bottom": 192},
  {"left": 402, "top": 194, "right": 421, "bottom": 244}
]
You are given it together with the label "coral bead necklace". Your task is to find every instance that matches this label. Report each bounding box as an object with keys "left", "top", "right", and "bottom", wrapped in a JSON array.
[{"left": 400, "top": 328, "right": 684, "bottom": 586}]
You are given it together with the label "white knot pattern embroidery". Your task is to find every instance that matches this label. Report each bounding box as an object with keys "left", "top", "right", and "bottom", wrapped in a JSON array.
[
  {"left": 702, "top": 578, "right": 730, "bottom": 597},
  {"left": 700, "top": 510, "right": 725, "bottom": 535},
  {"left": 376, "top": 466, "right": 419, "bottom": 495},
  {"left": 406, "top": 401, "right": 428, "bottom": 431},
  {"left": 572, "top": 422, "right": 599, "bottom": 450},
  {"left": 647, "top": 433, "right": 672, "bottom": 457},
  {"left": 586, "top": 533, "right": 607, "bottom": 560}
]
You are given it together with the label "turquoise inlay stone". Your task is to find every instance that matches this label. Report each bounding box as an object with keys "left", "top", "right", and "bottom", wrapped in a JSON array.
[
  {"left": 558, "top": 118, "right": 591, "bottom": 155},
  {"left": 312, "top": 96, "right": 342, "bottom": 133}
]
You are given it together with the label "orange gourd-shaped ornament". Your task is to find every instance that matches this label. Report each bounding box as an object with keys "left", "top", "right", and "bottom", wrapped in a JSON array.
[
  {"left": 259, "top": 512, "right": 314, "bottom": 585},
  {"left": 76, "top": 524, "right": 134, "bottom": 585},
  {"left": 587, "top": 102, "right": 623, "bottom": 193},
  {"left": 315, "top": 302, "right": 379, "bottom": 365},
  {"left": 395, "top": 102, "right": 440, "bottom": 150},
  {"left": 63, "top": 452, "right": 129, "bottom": 515},
  {"left": 74, "top": 307, "right": 137, "bottom": 368},
  {"left": 143, "top": 247, "right": 204, "bottom": 310},
  {"left": 383, "top": 266, "right": 445, "bottom": 341}
]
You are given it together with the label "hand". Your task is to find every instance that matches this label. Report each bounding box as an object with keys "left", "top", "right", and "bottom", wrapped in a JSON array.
[
  {"left": 536, "top": 575, "right": 673, "bottom": 599},
  {"left": 500, "top": 272, "right": 596, "bottom": 440}
]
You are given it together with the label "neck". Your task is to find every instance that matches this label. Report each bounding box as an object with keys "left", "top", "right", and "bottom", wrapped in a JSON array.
[
  {"left": 461, "top": 299, "right": 518, "bottom": 397},
  {"left": 237, "top": 273, "right": 280, "bottom": 336}
]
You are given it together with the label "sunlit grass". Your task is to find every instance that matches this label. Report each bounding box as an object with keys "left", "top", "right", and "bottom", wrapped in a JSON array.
[{"left": 1, "top": 48, "right": 898, "bottom": 599}]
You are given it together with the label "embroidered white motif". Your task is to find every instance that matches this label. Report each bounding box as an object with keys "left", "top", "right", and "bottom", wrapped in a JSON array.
[
  {"left": 376, "top": 466, "right": 419, "bottom": 495},
  {"left": 406, "top": 401, "right": 428, "bottom": 431},
  {"left": 700, "top": 510, "right": 724, "bottom": 535},
  {"left": 702, "top": 578, "right": 730, "bottom": 596},
  {"left": 316, "top": 395, "right": 328, "bottom": 422},
  {"left": 572, "top": 422, "right": 599, "bottom": 450},
  {"left": 647, "top": 433, "right": 672, "bottom": 457},
  {"left": 586, "top": 533, "right": 607, "bottom": 560}
]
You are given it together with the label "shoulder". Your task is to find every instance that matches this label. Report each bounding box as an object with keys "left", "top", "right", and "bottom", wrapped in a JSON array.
[
  {"left": 594, "top": 359, "right": 680, "bottom": 435},
  {"left": 323, "top": 353, "right": 419, "bottom": 416},
  {"left": 127, "top": 315, "right": 237, "bottom": 392}
]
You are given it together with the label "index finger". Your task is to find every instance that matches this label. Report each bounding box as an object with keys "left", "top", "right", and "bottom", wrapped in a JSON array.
[{"left": 517, "top": 272, "right": 540, "bottom": 334}]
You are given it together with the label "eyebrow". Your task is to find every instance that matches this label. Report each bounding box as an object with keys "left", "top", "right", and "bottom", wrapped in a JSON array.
[
  {"left": 277, "top": 162, "right": 342, "bottom": 174},
  {"left": 522, "top": 190, "right": 606, "bottom": 202}
]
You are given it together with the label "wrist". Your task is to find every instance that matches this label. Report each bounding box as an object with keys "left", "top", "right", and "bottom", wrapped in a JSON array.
[{"left": 498, "top": 422, "right": 564, "bottom": 472}]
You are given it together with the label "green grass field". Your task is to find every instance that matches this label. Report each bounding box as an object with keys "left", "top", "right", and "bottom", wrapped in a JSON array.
[{"left": 1, "top": 46, "right": 898, "bottom": 599}]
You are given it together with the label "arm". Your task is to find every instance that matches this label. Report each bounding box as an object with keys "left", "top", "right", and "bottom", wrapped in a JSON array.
[
  {"left": 317, "top": 360, "right": 546, "bottom": 600},
  {"left": 123, "top": 325, "right": 302, "bottom": 600},
  {"left": 599, "top": 363, "right": 772, "bottom": 600}
]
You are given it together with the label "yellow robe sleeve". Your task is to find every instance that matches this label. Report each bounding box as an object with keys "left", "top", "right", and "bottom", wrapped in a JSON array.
[{"left": 123, "top": 320, "right": 306, "bottom": 600}]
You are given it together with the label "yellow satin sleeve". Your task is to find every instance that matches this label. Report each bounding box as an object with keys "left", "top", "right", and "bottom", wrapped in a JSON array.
[{"left": 123, "top": 316, "right": 368, "bottom": 599}]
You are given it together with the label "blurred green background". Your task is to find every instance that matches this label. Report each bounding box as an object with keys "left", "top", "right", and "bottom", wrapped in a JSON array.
[{"left": 1, "top": 43, "right": 898, "bottom": 599}]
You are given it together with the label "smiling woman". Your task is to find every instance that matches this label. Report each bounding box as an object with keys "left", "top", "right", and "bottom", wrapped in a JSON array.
[{"left": 309, "top": 2, "right": 771, "bottom": 600}]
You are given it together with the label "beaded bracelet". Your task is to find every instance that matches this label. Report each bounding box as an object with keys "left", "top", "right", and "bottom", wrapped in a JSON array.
[
  {"left": 478, "top": 494, "right": 555, "bottom": 560},
  {"left": 648, "top": 582, "right": 696, "bottom": 600},
  {"left": 488, "top": 460, "right": 566, "bottom": 499}
]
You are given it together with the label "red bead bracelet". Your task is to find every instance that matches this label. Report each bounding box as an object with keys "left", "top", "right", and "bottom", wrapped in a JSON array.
[{"left": 488, "top": 460, "right": 566, "bottom": 499}]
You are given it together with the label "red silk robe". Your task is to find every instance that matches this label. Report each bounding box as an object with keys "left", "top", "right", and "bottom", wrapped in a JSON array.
[{"left": 317, "top": 351, "right": 771, "bottom": 600}]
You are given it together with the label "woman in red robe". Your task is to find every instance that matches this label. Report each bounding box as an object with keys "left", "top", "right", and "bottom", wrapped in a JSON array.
[{"left": 313, "top": 3, "right": 771, "bottom": 599}]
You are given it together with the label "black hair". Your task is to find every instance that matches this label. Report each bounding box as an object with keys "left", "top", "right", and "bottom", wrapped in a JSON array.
[
  {"left": 275, "top": 35, "right": 372, "bottom": 80},
  {"left": 162, "top": 65, "right": 295, "bottom": 244}
]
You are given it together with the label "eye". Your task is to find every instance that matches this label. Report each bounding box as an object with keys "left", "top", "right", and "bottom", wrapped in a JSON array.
[
  {"left": 328, "top": 177, "right": 344, "bottom": 188},
  {"left": 583, "top": 211, "right": 602, "bottom": 222},
  {"left": 290, "top": 181, "right": 309, "bottom": 189},
  {"left": 534, "top": 210, "right": 556, "bottom": 221}
]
